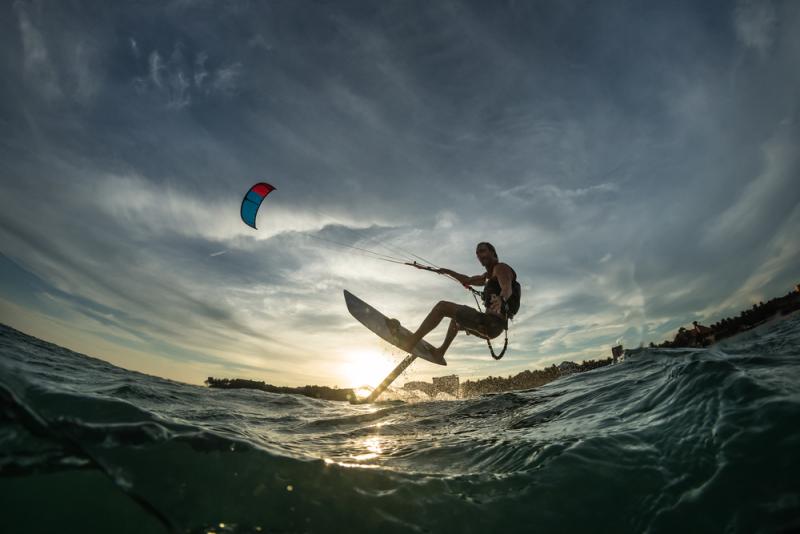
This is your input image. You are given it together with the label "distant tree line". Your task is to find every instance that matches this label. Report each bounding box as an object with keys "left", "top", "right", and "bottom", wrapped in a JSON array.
[
  {"left": 206, "top": 358, "right": 615, "bottom": 402},
  {"left": 653, "top": 285, "right": 800, "bottom": 349},
  {"left": 205, "top": 377, "right": 354, "bottom": 402},
  {"left": 460, "top": 358, "right": 613, "bottom": 397}
]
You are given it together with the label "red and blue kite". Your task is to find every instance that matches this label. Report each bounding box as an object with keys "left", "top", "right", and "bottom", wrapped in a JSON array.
[{"left": 240, "top": 182, "right": 276, "bottom": 229}]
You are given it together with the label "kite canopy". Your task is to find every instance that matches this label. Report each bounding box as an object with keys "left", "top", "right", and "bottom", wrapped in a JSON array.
[{"left": 240, "top": 182, "right": 276, "bottom": 229}]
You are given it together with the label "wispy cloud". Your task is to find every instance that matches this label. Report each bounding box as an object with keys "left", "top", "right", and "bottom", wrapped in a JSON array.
[
  {"left": 734, "top": 0, "right": 777, "bottom": 56},
  {"left": 135, "top": 43, "right": 242, "bottom": 108},
  {"left": 15, "top": 2, "right": 61, "bottom": 101}
]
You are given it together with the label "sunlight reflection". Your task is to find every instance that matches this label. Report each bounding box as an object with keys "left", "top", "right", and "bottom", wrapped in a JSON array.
[
  {"left": 351, "top": 436, "right": 383, "bottom": 461},
  {"left": 322, "top": 434, "right": 392, "bottom": 469}
]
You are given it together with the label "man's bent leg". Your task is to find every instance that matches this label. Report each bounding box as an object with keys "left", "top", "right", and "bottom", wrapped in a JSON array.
[
  {"left": 402, "top": 301, "right": 460, "bottom": 351},
  {"left": 431, "top": 318, "right": 460, "bottom": 359}
]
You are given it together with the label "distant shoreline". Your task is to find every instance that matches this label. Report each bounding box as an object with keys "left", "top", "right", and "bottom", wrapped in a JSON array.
[
  {"left": 204, "top": 377, "right": 356, "bottom": 402},
  {"left": 645, "top": 285, "right": 800, "bottom": 350},
  {"left": 208, "top": 284, "right": 800, "bottom": 402}
]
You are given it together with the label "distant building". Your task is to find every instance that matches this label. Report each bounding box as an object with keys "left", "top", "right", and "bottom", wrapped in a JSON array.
[
  {"left": 558, "top": 361, "right": 580, "bottom": 375},
  {"left": 432, "top": 375, "right": 460, "bottom": 396}
]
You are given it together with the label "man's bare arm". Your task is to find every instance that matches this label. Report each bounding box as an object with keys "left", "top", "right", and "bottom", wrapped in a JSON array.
[
  {"left": 494, "top": 263, "right": 514, "bottom": 299},
  {"left": 465, "top": 273, "right": 488, "bottom": 286},
  {"left": 436, "top": 268, "right": 487, "bottom": 286}
]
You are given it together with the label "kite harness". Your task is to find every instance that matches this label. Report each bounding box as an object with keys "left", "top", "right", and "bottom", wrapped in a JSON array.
[{"left": 406, "top": 261, "right": 520, "bottom": 360}]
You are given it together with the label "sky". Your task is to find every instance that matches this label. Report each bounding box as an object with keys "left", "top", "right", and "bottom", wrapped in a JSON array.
[{"left": 1, "top": 0, "right": 798, "bottom": 388}]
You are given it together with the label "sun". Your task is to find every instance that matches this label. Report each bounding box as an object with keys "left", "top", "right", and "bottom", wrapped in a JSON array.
[{"left": 341, "top": 350, "right": 395, "bottom": 388}]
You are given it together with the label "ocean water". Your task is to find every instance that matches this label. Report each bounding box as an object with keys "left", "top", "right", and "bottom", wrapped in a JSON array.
[{"left": 1, "top": 316, "right": 799, "bottom": 534}]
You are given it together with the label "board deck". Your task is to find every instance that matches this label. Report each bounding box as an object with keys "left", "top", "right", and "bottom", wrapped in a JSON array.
[{"left": 343, "top": 290, "right": 447, "bottom": 366}]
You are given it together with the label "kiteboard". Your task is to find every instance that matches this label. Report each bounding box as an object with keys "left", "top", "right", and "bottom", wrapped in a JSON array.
[{"left": 343, "top": 290, "right": 446, "bottom": 366}]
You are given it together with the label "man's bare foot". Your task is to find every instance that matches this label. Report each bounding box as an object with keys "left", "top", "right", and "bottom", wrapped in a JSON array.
[
  {"left": 386, "top": 318, "right": 420, "bottom": 352},
  {"left": 385, "top": 318, "right": 409, "bottom": 347},
  {"left": 385, "top": 318, "right": 401, "bottom": 336},
  {"left": 430, "top": 346, "right": 444, "bottom": 359}
]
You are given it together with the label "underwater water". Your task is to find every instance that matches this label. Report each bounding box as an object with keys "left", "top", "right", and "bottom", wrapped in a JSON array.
[{"left": 1, "top": 316, "right": 799, "bottom": 534}]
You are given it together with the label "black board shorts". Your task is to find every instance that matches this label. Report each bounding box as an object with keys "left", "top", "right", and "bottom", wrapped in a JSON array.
[{"left": 455, "top": 305, "right": 506, "bottom": 339}]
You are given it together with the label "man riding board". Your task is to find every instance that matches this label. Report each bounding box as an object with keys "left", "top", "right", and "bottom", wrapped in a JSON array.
[{"left": 389, "top": 242, "right": 521, "bottom": 359}]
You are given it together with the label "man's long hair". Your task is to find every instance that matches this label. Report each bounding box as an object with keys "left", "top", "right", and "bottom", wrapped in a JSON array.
[{"left": 476, "top": 241, "right": 498, "bottom": 259}]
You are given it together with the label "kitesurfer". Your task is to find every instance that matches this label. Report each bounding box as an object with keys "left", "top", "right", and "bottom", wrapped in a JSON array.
[{"left": 390, "top": 242, "right": 521, "bottom": 359}]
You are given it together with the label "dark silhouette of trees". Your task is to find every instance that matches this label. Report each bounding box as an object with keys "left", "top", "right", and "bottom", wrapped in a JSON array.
[
  {"left": 655, "top": 286, "right": 800, "bottom": 348},
  {"left": 205, "top": 377, "right": 354, "bottom": 402}
]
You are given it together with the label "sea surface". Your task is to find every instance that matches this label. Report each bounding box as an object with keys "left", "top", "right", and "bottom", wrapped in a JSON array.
[{"left": 1, "top": 316, "right": 799, "bottom": 534}]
